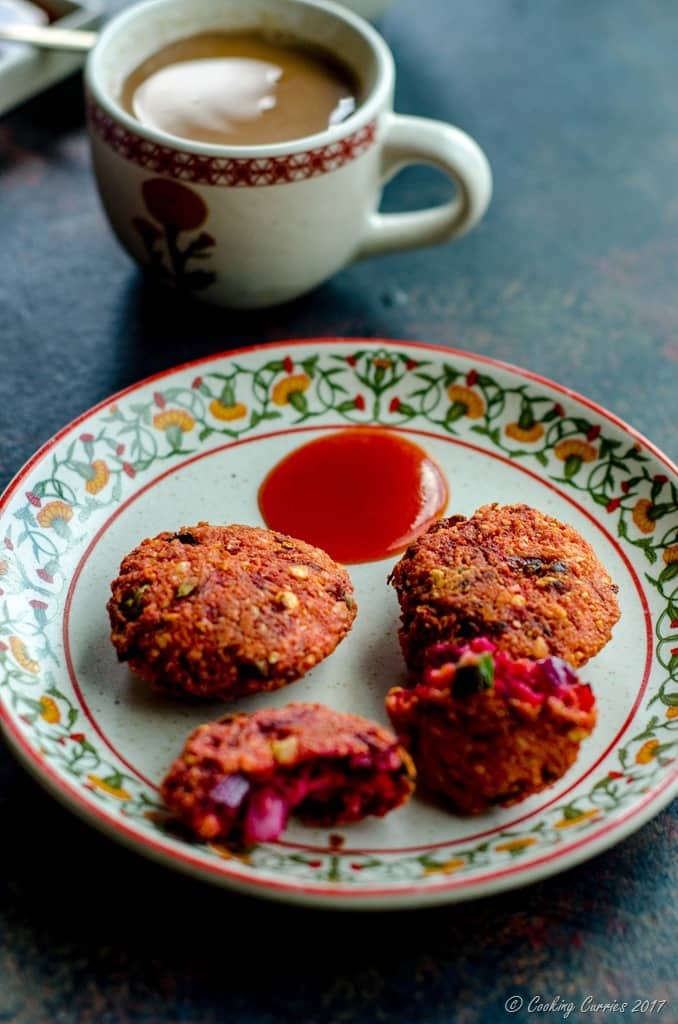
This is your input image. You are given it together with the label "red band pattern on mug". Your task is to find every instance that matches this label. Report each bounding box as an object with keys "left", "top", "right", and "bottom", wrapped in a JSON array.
[{"left": 87, "top": 101, "right": 378, "bottom": 187}]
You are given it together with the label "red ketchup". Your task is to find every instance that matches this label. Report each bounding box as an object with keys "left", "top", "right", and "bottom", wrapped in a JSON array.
[{"left": 258, "top": 427, "right": 448, "bottom": 564}]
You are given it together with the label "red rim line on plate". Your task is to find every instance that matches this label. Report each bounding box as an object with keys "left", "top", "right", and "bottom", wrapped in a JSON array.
[
  {"left": 0, "top": 339, "right": 676, "bottom": 513},
  {"left": 1, "top": 701, "right": 676, "bottom": 899},
  {"left": 63, "top": 423, "right": 653, "bottom": 855},
  {"left": 0, "top": 339, "right": 675, "bottom": 899}
]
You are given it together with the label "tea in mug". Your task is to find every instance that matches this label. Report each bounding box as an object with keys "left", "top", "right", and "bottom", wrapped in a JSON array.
[{"left": 120, "top": 31, "right": 359, "bottom": 146}]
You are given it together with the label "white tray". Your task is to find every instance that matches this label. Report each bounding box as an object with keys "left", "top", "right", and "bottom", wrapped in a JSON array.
[{"left": 0, "top": 0, "right": 102, "bottom": 116}]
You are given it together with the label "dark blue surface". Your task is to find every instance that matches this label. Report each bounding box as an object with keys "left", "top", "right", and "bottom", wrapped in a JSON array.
[{"left": 0, "top": 1, "right": 676, "bottom": 1021}]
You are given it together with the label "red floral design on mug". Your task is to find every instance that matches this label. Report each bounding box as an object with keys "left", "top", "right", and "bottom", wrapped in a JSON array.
[{"left": 132, "top": 179, "right": 216, "bottom": 292}]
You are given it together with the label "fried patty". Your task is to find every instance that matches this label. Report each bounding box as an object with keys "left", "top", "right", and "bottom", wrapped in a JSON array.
[
  {"left": 162, "top": 703, "right": 415, "bottom": 843},
  {"left": 107, "top": 523, "right": 357, "bottom": 700},
  {"left": 386, "top": 638, "right": 597, "bottom": 814},
  {"left": 390, "top": 503, "right": 620, "bottom": 669}
]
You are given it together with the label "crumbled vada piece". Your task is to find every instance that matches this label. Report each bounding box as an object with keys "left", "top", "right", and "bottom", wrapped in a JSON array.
[
  {"left": 107, "top": 523, "right": 357, "bottom": 700},
  {"left": 390, "top": 503, "right": 619, "bottom": 669},
  {"left": 386, "top": 637, "right": 597, "bottom": 814},
  {"left": 162, "top": 703, "right": 415, "bottom": 843}
]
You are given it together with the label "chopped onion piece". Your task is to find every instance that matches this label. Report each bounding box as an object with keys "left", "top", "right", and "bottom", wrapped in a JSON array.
[
  {"left": 210, "top": 773, "right": 250, "bottom": 808},
  {"left": 540, "top": 656, "right": 578, "bottom": 690}
]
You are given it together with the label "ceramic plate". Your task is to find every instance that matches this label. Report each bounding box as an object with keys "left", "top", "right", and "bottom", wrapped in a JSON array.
[{"left": 0, "top": 339, "right": 676, "bottom": 909}]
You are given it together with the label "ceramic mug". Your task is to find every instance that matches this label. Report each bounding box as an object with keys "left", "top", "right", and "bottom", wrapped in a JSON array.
[
  {"left": 85, "top": 0, "right": 492, "bottom": 309},
  {"left": 335, "top": 0, "right": 398, "bottom": 20}
]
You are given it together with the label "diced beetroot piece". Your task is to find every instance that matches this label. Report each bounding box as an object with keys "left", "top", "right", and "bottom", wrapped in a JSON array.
[
  {"left": 350, "top": 753, "right": 373, "bottom": 769},
  {"left": 244, "top": 789, "right": 289, "bottom": 843},
  {"left": 504, "top": 679, "right": 543, "bottom": 707},
  {"left": 283, "top": 775, "right": 313, "bottom": 807},
  {"left": 467, "top": 637, "right": 496, "bottom": 655},
  {"left": 426, "top": 641, "right": 463, "bottom": 665},
  {"left": 423, "top": 662, "right": 456, "bottom": 688},
  {"left": 572, "top": 683, "right": 595, "bottom": 712}
]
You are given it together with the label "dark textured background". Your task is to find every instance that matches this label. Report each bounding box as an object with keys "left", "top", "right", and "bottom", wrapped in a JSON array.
[{"left": 0, "top": 1, "right": 676, "bottom": 1021}]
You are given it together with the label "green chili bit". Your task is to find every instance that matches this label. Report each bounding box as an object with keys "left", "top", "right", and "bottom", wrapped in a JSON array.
[
  {"left": 452, "top": 653, "right": 495, "bottom": 698},
  {"left": 120, "top": 584, "right": 150, "bottom": 620}
]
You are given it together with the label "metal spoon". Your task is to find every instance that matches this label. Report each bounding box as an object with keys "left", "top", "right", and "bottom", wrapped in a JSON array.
[{"left": 0, "top": 22, "right": 97, "bottom": 51}]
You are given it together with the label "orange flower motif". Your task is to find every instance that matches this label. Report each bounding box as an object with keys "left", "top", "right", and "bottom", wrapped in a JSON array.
[
  {"left": 272, "top": 374, "right": 311, "bottom": 406},
  {"left": 504, "top": 422, "right": 545, "bottom": 443},
  {"left": 39, "top": 695, "right": 61, "bottom": 724},
  {"left": 36, "top": 500, "right": 73, "bottom": 529},
  {"left": 662, "top": 545, "right": 678, "bottom": 565},
  {"left": 372, "top": 357, "right": 393, "bottom": 369},
  {"left": 9, "top": 636, "right": 39, "bottom": 674},
  {"left": 636, "top": 739, "right": 660, "bottom": 764},
  {"left": 495, "top": 837, "right": 537, "bottom": 852},
  {"left": 631, "top": 498, "right": 656, "bottom": 534},
  {"left": 87, "top": 774, "right": 132, "bottom": 800},
  {"left": 0, "top": 559, "right": 7, "bottom": 576},
  {"left": 85, "top": 459, "right": 110, "bottom": 495},
  {"left": 447, "top": 385, "right": 485, "bottom": 419},
  {"left": 424, "top": 857, "right": 466, "bottom": 876},
  {"left": 554, "top": 808, "right": 601, "bottom": 829},
  {"left": 209, "top": 399, "right": 248, "bottom": 422},
  {"left": 554, "top": 439, "right": 598, "bottom": 462},
  {"left": 152, "top": 409, "right": 195, "bottom": 432},
  {"left": 665, "top": 706, "right": 678, "bottom": 720}
]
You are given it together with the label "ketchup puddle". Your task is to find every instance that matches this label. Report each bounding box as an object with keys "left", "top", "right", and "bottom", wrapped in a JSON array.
[{"left": 258, "top": 428, "right": 448, "bottom": 563}]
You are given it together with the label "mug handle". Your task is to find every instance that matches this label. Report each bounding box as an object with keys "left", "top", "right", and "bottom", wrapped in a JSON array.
[{"left": 355, "top": 112, "right": 492, "bottom": 258}]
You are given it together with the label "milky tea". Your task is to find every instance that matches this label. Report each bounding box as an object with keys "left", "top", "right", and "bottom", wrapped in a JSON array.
[{"left": 120, "top": 31, "right": 360, "bottom": 146}]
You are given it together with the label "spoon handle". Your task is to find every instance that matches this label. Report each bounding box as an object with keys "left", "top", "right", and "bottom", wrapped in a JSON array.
[{"left": 0, "top": 23, "right": 98, "bottom": 52}]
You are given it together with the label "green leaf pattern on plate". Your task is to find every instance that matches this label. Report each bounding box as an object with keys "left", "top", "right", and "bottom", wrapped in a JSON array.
[{"left": 0, "top": 346, "right": 675, "bottom": 884}]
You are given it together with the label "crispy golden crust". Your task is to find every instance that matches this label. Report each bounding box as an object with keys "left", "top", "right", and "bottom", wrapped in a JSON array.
[
  {"left": 386, "top": 683, "right": 596, "bottom": 814},
  {"left": 107, "top": 523, "right": 356, "bottom": 699},
  {"left": 162, "top": 703, "right": 416, "bottom": 840},
  {"left": 165, "top": 703, "right": 412, "bottom": 781},
  {"left": 390, "top": 503, "right": 620, "bottom": 668}
]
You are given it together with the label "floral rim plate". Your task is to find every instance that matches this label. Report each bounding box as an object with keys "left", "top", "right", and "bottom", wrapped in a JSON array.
[{"left": 0, "top": 339, "right": 676, "bottom": 909}]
